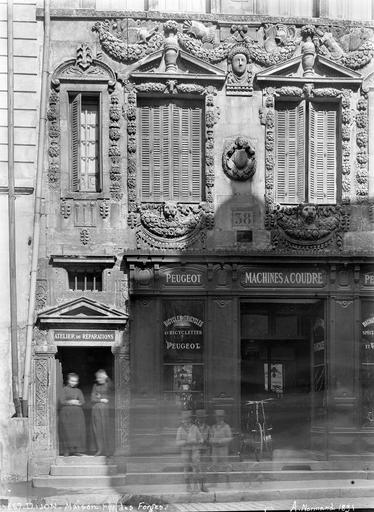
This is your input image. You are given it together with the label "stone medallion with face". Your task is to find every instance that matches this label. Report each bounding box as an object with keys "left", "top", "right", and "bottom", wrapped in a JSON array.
[{"left": 231, "top": 52, "right": 247, "bottom": 76}]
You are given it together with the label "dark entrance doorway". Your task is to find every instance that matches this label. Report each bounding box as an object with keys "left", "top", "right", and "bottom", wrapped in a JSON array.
[
  {"left": 56, "top": 347, "right": 114, "bottom": 454},
  {"left": 240, "top": 301, "right": 325, "bottom": 454}
]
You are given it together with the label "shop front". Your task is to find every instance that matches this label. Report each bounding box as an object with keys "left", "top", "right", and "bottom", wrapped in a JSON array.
[{"left": 127, "top": 255, "right": 374, "bottom": 462}]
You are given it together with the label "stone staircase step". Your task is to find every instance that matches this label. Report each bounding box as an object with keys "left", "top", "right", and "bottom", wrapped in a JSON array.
[
  {"left": 56, "top": 456, "right": 109, "bottom": 465},
  {"left": 50, "top": 464, "right": 118, "bottom": 476},
  {"left": 125, "top": 469, "right": 373, "bottom": 485},
  {"left": 32, "top": 474, "right": 126, "bottom": 489}
]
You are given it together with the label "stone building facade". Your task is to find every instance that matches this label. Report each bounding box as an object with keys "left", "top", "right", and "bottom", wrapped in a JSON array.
[{"left": 2, "top": 0, "right": 374, "bottom": 482}]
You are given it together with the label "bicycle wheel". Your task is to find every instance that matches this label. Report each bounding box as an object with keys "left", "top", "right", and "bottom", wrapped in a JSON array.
[{"left": 251, "top": 423, "right": 263, "bottom": 461}]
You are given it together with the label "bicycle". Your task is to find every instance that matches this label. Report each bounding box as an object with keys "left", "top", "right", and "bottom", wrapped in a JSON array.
[{"left": 239, "top": 398, "right": 273, "bottom": 461}]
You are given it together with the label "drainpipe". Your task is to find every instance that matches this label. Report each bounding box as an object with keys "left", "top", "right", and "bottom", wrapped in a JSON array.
[
  {"left": 7, "top": 0, "right": 22, "bottom": 417},
  {"left": 22, "top": 0, "right": 50, "bottom": 416}
]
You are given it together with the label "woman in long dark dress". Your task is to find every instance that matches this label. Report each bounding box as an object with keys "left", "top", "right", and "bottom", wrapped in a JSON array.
[
  {"left": 59, "top": 373, "right": 86, "bottom": 456},
  {"left": 91, "top": 369, "right": 114, "bottom": 456}
]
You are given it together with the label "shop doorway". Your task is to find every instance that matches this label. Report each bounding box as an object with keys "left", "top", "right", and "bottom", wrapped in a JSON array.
[
  {"left": 55, "top": 347, "right": 114, "bottom": 455},
  {"left": 240, "top": 301, "right": 325, "bottom": 454}
]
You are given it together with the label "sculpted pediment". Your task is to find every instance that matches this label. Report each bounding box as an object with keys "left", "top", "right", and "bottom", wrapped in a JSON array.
[
  {"left": 257, "top": 54, "right": 362, "bottom": 86},
  {"left": 126, "top": 49, "right": 226, "bottom": 83},
  {"left": 37, "top": 297, "right": 128, "bottom": 326}
]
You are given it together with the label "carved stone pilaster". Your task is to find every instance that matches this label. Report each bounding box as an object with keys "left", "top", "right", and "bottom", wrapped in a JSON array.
[
  {"left": 29, "top": 342, "right": 58, "bottom": 476},
  {"left": 113, "top": 328, "right": 130, "bottom": 456}
]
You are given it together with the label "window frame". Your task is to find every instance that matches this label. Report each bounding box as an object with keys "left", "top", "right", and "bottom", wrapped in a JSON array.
[
  {"left": 274, "top": 96, "right": 342, "bottom": 206},
  {"left": 69, "top": 91, "right": 103, "bottom": 194},
  {"left": 137, "top": 95, "right": 206, "bottom": 204},
  {"left": 59, "top": 82, "right": 110, "bottom": 199}
]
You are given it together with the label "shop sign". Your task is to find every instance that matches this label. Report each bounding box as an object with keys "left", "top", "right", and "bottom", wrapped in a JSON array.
[
  {"left": 164, "top": 315, "right": 203, "bottom": 350},
  {"left": 54, "top": 330, "right": 115, "bottom": 345},
  {"left": 362, "top": 317, "right": 374, "bottom": 341},
  {"left": 363, "top": 272, "right": 374, "bottom": 286},
  {"left": 161, "top": 269, "right": 204, "bottom": 286},
  {"left": 240, "top": 269, "right": 326, "bottom": 287}
]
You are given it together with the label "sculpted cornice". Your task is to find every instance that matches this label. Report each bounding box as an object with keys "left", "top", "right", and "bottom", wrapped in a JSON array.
[{"left": 92, "top": 18, "right": 374, "bottom": 72}]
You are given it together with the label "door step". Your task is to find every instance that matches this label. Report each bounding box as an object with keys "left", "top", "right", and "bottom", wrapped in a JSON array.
[
  {"left": 33, "top": 475, "right": 126, "bottom": 489},
  {"left": 50, "top": 464, "right": 118, "bottom": 476}
]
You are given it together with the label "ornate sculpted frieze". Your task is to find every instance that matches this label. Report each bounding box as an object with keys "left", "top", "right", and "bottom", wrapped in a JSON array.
[
  {"left": 47, "top": 89, "right": 60, "bottom": 188},
  {"left": 222, "top": 136, "right": 256, "bottom": 181},
  {"left": 125, "top": 80, "right": 217, "bottom": 250},
  {"left": 93, "top": 19, "right": 374, "bottom": 71},
  {"left": 262, "top": 84, "right": 353, "bottom": 251},
  {"left": 109, "top": 92, "right": 123, "bottom": 201},
  {"left": 356, "top": 90, "right": 369, "bottom": 202},
  {"left": 265, "top": 201, "right": 351, "bottom": 251}
]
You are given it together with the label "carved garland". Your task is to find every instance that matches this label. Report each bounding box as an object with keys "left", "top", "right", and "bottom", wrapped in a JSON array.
[
  {"left": 33, "top": 358, "right": 49, "bottom": 446},
  {"left": 356, "top": 90, "right": 369, "bottom": 202},
  {"left": 262, "top": 84, "right": 351, "bottom": 251},
  {"left": 93, "top": 19, "right": 374, "bottom": 71},
  {"left": 125, "top": 81, "right": 218, "bottom": 250}
]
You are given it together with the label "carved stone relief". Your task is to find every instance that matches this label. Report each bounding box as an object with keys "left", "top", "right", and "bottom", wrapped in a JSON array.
[
  {"left": 222, "top": 136, "right": 256, "bottom": 181},
  {"left": 356, "top": 90, "right": 369, "bottom": 202},
  {"left": 109, "top": 93, "right": 123, "bottom": 201},
  {"left": 93, "top": 20, "right": 374, "bottom": 71}
]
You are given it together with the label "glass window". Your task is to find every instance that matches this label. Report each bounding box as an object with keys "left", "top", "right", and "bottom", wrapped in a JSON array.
[
  {"left": 70, "top": 93, "right": 101, "bottom": 192},
  {"left": 360, "top": 301, "right": 374, "bottom": 427}
]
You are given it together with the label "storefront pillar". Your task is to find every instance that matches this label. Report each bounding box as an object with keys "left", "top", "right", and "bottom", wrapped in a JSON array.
[
  {"left": 328, "top": 296, "right": 358, "bottom": 455},
  {"left": 113, "top": 326, "right": 130, "bottom": 469},
  {"left": 29, "top": 330, "right": 58, "bottom": 477}
]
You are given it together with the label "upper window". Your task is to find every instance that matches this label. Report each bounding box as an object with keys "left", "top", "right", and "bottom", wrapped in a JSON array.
[
  {"left": 275, "top": 99, "right": 340, "bottom": 205},
  {"left": 138, "top": 98, "right": 204, "bottom": 203},
  {"left": 70, "top": 93, "right": 101, "bottom": 193}
]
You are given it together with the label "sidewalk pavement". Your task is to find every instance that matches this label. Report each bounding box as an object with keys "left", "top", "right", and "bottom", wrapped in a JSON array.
[{"left": 1, "top": 479, "right": 374, "bottom": 511}]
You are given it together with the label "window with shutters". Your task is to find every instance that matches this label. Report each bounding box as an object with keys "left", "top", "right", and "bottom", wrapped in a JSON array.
[
  {"left": 275, "top": 99, "right": 340, "bottom": 205},
  {"left": 138, "top": 98, "right": 204, "bottom": 203},
  {"left": 70, "top": 93, "right": 101, "bottom": 193}
]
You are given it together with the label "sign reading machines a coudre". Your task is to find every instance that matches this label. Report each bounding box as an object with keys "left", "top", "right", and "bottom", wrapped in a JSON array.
[{"left": 240, "top": 269, "right": 327, "bottom": 287}]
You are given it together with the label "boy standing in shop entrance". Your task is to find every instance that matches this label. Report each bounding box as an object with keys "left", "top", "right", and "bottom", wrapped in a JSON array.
[{"left": 176, "top": 410, "right": 203, "bottom": 493}]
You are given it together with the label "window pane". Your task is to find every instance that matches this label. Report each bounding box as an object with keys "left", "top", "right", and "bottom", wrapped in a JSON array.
[{"left": 80, "top": 96, "right": 100, "bottom": 192}]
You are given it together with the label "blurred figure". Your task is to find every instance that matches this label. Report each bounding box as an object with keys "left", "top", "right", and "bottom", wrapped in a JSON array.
[
  {"left": 59, "top": 373, "right": 86, "bottom": 456},
  {"left": 176, "top": 410, "right": 202, "bottom": 493},
  {"left": 195, "top": 409, "right": 210, "bottom": 492},
  {"left": 91, "top": 369, "right": 114, "bottom": 456},
  {"left": 210, "top": 410, "right": 233, "bottom": 473}
]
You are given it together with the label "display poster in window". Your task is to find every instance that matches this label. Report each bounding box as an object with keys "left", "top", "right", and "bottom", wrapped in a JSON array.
[
  {"left": 163, "top": 300, "right": 204, "bottom": 363},
  {"left": 362, "top": 307, "right": 374, "bottom": 362}
]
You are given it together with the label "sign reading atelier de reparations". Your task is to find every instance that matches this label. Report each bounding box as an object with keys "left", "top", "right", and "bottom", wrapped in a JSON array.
[{"left": 54, "top": 330, "right": 115, "bottom": 345}]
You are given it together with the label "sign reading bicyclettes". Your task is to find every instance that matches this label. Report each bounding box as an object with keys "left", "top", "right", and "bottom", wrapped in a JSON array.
[{"left": 240, "top": 268, "right": 327, "bottom": 288}]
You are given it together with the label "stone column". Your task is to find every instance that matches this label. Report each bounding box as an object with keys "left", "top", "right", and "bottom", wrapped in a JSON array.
[
  {"left": 29, "top": 329, "right": 57, "bottom": 477},
  {"left": 113, "top": 326, "right": 130, "bottom": 470}
]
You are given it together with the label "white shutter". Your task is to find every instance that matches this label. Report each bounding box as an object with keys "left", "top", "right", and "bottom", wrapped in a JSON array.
[
  {"left": 308, "top": 102, "right": 337, "bottom": 204},
  {"left": 275, "top": 101, "right": 305, "bottom": 204}
]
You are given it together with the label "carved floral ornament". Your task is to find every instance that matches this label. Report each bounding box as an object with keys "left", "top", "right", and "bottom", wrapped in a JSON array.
[
  {"left": 125, "top": 80, "right": 218, "bottom": 250},
  {"left": 261, "top": 84, "right": 354, "bottom": 251},
  {"left": 92, "top": 19, "right": 374, "bottom": 71}
]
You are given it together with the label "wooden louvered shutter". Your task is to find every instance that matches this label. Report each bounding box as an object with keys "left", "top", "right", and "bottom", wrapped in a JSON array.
[
  {"left": 308, "top": 102, "right": 337, "bottom": 204},
  {"left": 275, "top": 101, "right": 305, "bottom": 204},
  {"left": 139, "top": 99, "right": 202, "bottom": 202},
  {"left": 71, "top": 94, "right": 81, "bottom": 192}
]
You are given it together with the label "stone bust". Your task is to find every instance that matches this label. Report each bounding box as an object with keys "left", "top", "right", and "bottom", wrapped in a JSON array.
[{"left": 226, "top": 45, "right": 253, "bottom": 96}]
